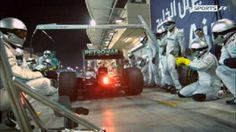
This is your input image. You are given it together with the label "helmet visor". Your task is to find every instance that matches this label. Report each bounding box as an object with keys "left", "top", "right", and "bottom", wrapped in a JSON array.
[{"left": 13, "top": 29, "right": 27, "bottom": 39}]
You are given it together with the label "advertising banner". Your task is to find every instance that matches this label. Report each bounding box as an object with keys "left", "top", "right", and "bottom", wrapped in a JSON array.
[{"left": 150, "top": 0, "right": 236, "bottom": 48}]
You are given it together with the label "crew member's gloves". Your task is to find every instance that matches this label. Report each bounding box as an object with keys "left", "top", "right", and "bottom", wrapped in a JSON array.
[
  {"left": 176, "top": 57, "right": 191, "bottom": 66},
  {"left": 41, "top": 70, "right": 58, "bottom": 79},
  {"left": 224, "top": 58, "right": 236, "bottom": 68}
]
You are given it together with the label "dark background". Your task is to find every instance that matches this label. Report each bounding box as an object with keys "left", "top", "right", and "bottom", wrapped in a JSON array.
[{"left": 0, "top": 0, "right": 91, "bottom": 68}]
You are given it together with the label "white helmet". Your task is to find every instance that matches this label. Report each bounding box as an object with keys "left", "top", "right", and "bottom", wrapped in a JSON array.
[
  {"left": 157, "top": 27, "right": 167, "bottom": 34},
  {"left": 128, "top": 52, "right": 134, "bottom": 58},
  {"left": 156, "top": 26, "right": 167, "bottom": 39},
  {"left": 164, "top": 17, "right": 175, "bottom": 31},
  {"left": 43, "top": 50, "right": 52, "bottom": 58},
  {"left": 0, "top": 17, "right": 27, "bottom": 47},
  {"left": 15, "top": 48, "right": 24, "bottom": 56},
  {"left": 190, "top": 40, "right": 208, "bottom": 58},
  {"left": 212, "top": 19, "right": 236, "bottom": 45}
]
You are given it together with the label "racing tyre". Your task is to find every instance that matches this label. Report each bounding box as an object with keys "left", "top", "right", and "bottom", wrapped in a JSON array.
[
  {"left": 59, "top": 72, "right": 77, "bottom": 101},
  {"left": 124, "top": 67, "right": 144, "bottom": 95},
  {"left": 178, "top": 66, "right": 198, "bottom": 87}
]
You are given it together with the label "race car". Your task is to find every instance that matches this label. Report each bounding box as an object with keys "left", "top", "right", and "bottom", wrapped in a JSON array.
[{"left": 58, "top": 48, "right": 144, "bottom": 101}]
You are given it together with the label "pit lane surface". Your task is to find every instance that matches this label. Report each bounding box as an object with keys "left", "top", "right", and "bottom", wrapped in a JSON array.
[{"left": 72, "top": 87, "right": 236, "bottom": 132}]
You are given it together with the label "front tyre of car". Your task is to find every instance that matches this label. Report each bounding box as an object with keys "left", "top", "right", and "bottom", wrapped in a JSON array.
[
  {"left": 59, "top": 71, "right": 77, "bottom": 101},
  {"left": 124, "top": 67, "right": 144, "bottom": 95}
]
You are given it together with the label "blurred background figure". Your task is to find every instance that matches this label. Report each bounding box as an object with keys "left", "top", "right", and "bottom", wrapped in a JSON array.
[
  {"left": 26, "top": 57, "right": 37, "bottom": 70},
  {"left": 37, "top": 50, "right": 52, "bottom": 65},
  {"left": 35, "top": 50, "right": 60, "bottom": 71},
  {"left": 137, "top": 56, "right": 149, "bottom": 86},
  {"left": 14, "top": 48, "right": 29, "bottom": 69},
  {"left": 144, "top": 32, "right": 160, "bottom": 87},
  {"left": 156, "top": 26, "right": 174, "bottom": 91},
  {"left": 86, "top": 66, "right": 96, "bottom": 79},
  {"left": 177, "top": 40, "right": 222, "bottom": 102},
  {"left": 128, "top": 52, "right": 137, "bottom": 67},
  {"left": 51, "top": 51, "right": 60, "bottom": 68},
  {"left": 212, "top": 19, "right": 236, "bottom": 105},
  {"left": 123, "top": 59, "right": 131, "bottom": 68},
  {"left": 193, "top": 28, "right": 213, "bottom": 53}
]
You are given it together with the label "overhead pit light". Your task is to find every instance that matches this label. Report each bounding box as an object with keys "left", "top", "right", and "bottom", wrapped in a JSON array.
[
  {"left": 130, "top": 43, "right": 143, "bottom": 52},
  {"left": 132, "top": 38, "right": 139, "bottom": 44},
  {"left": 139, "top": 36, "right": 144, "bottom": 41},
  {"left": 104, "top": 41, "right": 110, "bottom": 46},
  {"left": 90, "top": 19, "right": 96, "bottom": 26},
  {"left": 109, "top": 32, "right": 114, "bottom": 36},
  {"left": 115, "top": 19, "right": 123, "bottom": 23},
  {"left": 124, "top": 37, "right": 132, "bottom": 43},
  {"left": 87, "top": 43, "right": 96, "bottom": 49}
]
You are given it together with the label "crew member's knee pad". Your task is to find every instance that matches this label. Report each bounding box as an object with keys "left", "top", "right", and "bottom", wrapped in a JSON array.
[{"left": 192, "top": 94, "right": 206, "bottom": 102}]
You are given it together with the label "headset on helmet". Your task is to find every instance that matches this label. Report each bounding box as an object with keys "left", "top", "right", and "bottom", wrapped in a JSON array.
[
  {"left": 0, "top": 17, "right": 27, "bottom": 47},
  {"left": 43, "top": 50, "right": 52, "bottom": 58},
  {"left": 212, "top": 19, "right": 236, "bottom": 45},
  {"left": 44, "top": 50, "right": 51, "bottom": 54},
  {"left": 15, "top": 48, "right": 24, "bottom": 56}
]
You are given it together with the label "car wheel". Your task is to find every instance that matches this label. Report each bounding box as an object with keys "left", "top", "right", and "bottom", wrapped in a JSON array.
[
  {"left": 124, "top": 67, "right": 144, "bottom": 95},
  {"left": 59, "top": 71, "right": 77, "bottom": 101},
  {"left": 178, "top": 66, "right": 198, "bottom": 87}
]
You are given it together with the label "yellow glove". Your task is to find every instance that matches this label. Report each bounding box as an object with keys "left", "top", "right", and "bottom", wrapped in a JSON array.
[{"left": 176, "top": 57, "right": 191, "bottom": 66}]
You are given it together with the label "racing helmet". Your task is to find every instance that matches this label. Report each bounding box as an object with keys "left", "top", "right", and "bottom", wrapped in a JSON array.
[
  {"left": 194, "top": 28, "right": 204, "bottom": 38},
  {"left": 0, "top": 17, "right": 27, "bottom": 47},
  {"left": 212, "top": 19, "right": 236, "bottom": 45},
  {"left": 140, "top": 32, "right": 148, "bottom": 44},
  {"left": 137, "top": 57, "right": 146, "bottom": 67},
  {"left": 15, "top": 48, "right": 24, "bottom": 56},
  {"left": 156, "top": 26, "right": 167, "bottom": 39},
  {"left": 190, "top": 40, "right": 208, "bottom": 58},
  {"left": 43, "top": 50, "right": 52, "bottom": 58},
  {"left": 164, "top": 17, "right": 175, "bottom": 31},
  {"left": 128, "top": 52, "right": 134, "bottom": 59}
]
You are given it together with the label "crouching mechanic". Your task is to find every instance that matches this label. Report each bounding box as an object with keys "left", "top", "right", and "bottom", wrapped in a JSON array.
[
  {"left": 0, "top": 17, "right": 58, "bottom": 112},
  {"left": 176, "top": 40, "right": 221, "bottom": 101},
  {"left": 212, "top": 19, "right": 236, "bottom": 105}
]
